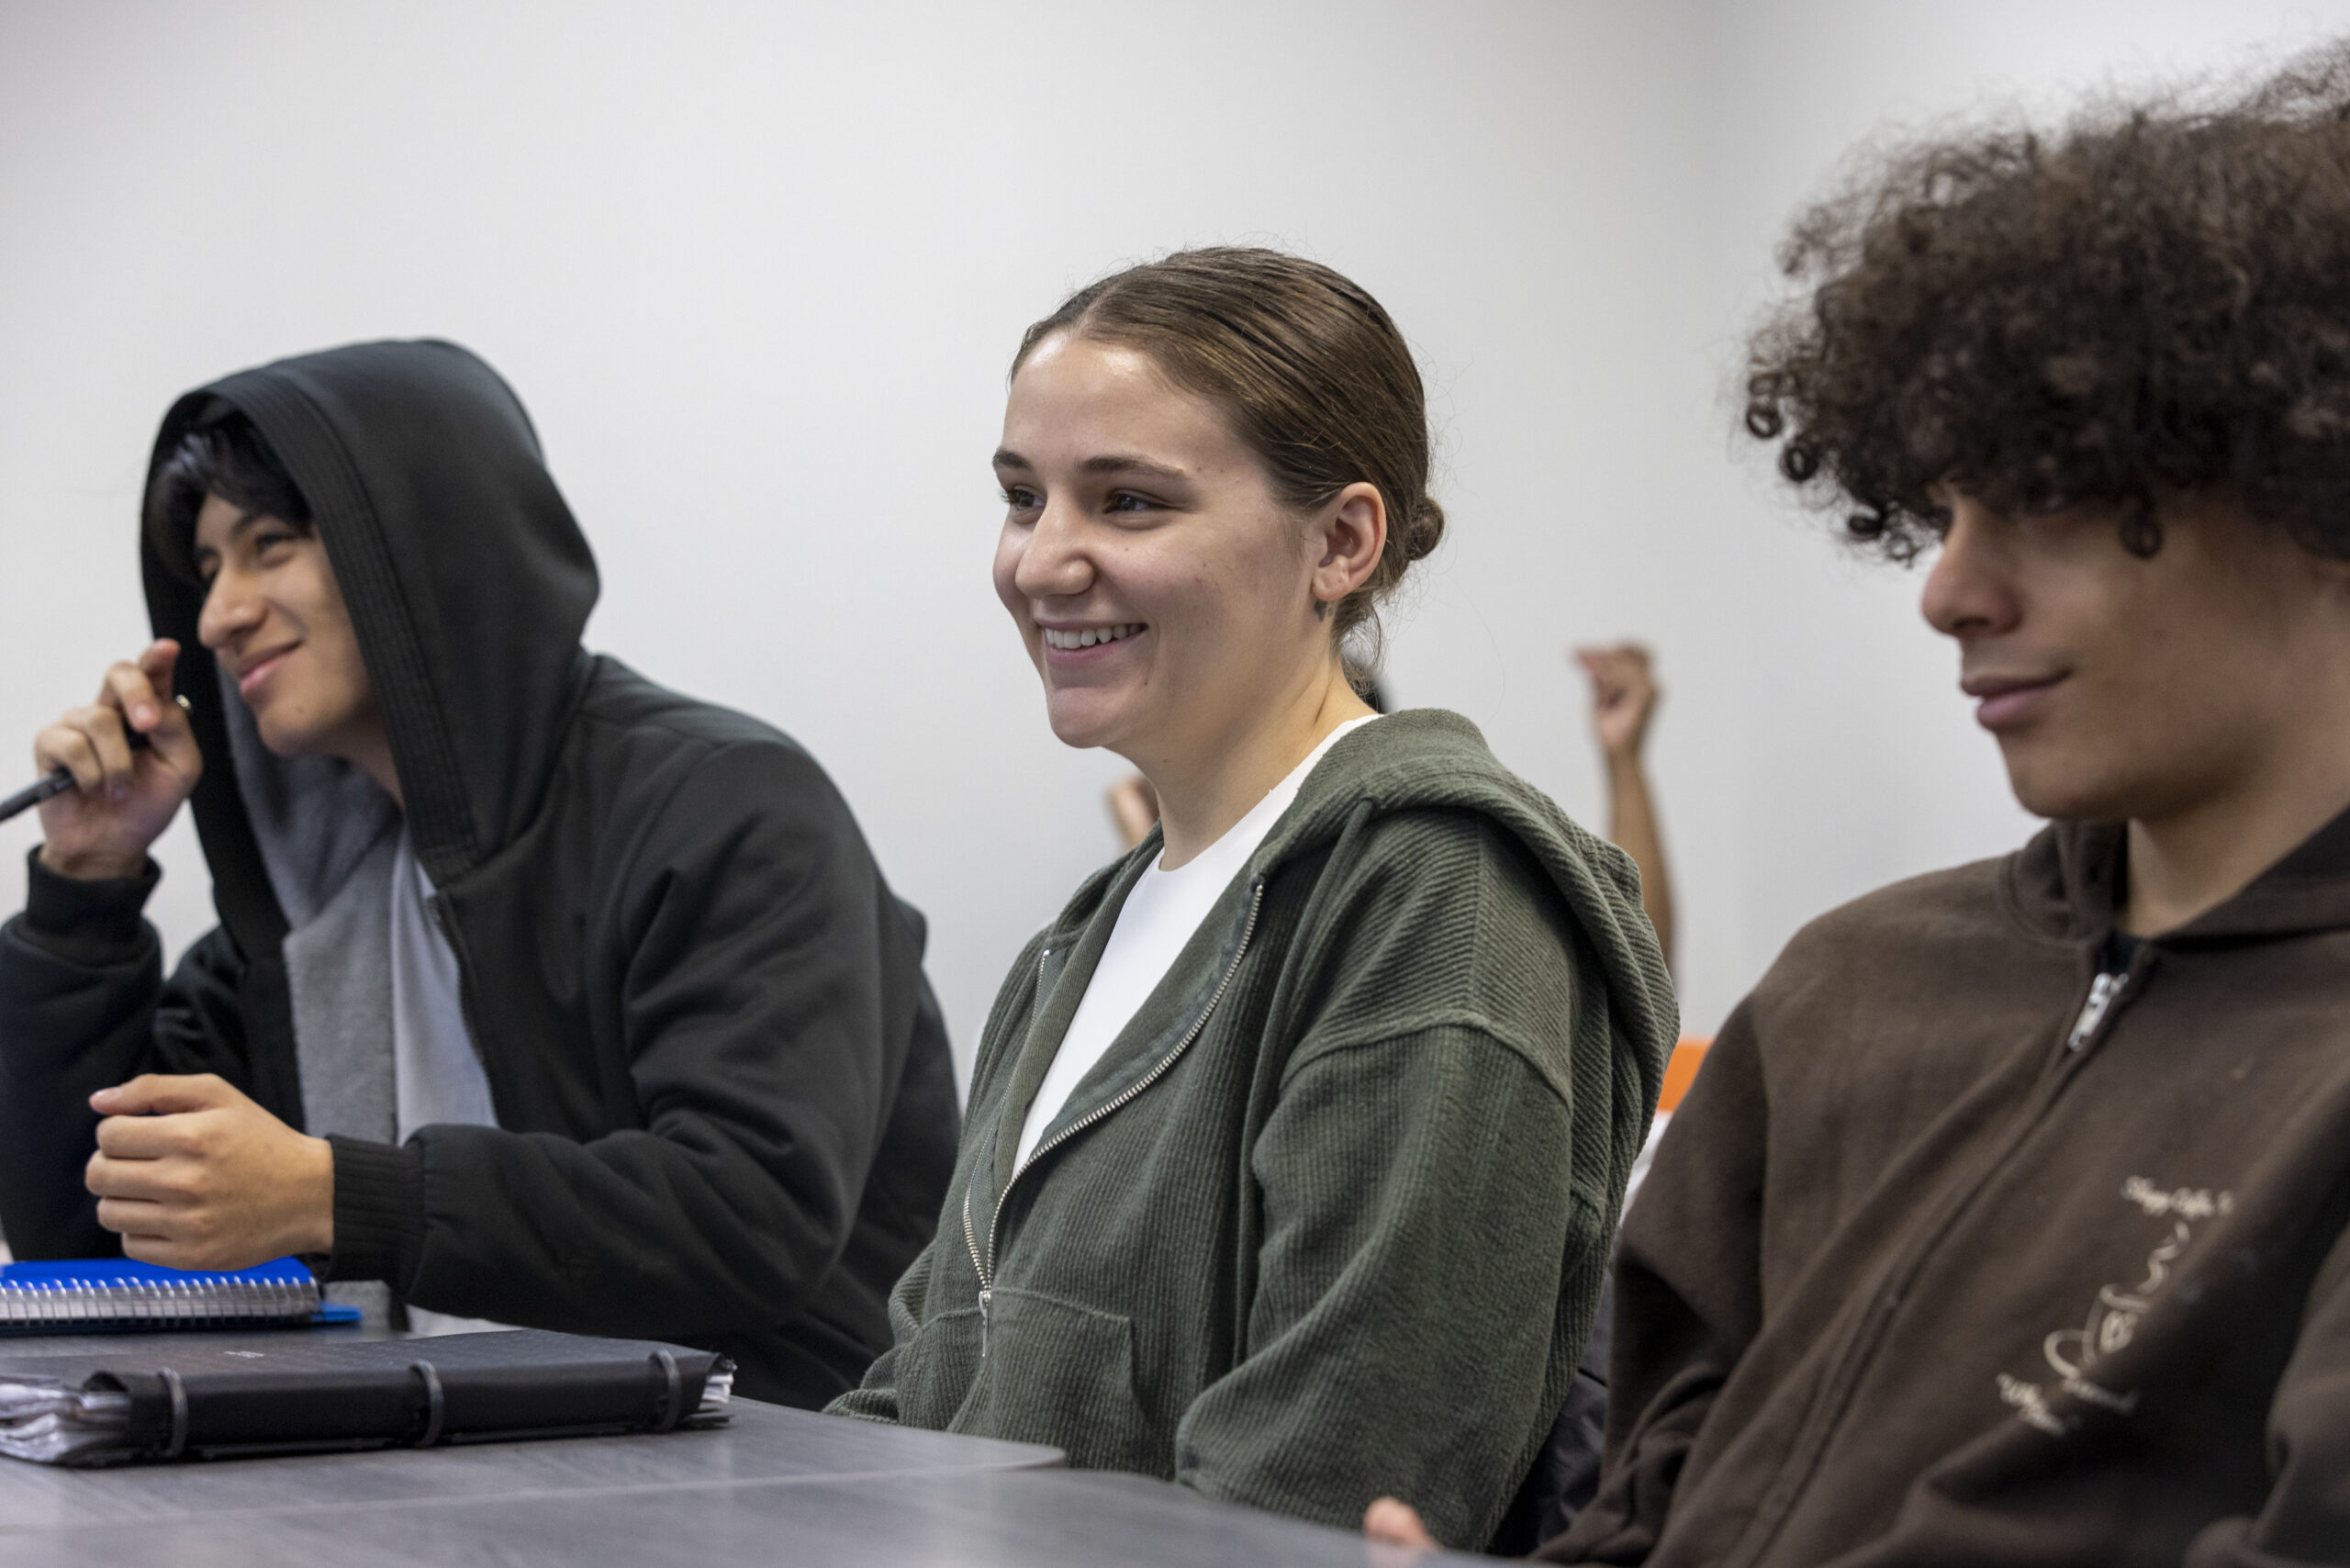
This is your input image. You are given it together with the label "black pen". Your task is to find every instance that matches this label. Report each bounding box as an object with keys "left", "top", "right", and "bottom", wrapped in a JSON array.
[{"left": 0, "top": 696, "right": 190, "bottom": 826}]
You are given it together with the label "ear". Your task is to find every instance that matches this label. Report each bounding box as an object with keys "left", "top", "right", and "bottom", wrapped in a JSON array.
[{"left": 1309, "top": 482, "right": 1387, "bottom": 610}]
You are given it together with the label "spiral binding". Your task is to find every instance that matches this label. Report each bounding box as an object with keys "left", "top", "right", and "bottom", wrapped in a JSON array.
[{"left": 0, "top": 1271, "right": 320, "bottom": 1329}]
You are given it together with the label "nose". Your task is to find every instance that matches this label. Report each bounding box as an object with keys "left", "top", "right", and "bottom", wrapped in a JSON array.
[
  {"left": 1920, "top": 496, "right": 2021, "bottom": 642},
  {"left": 196, "top": 566, "right": 264, "bottom": 651},
  {"left": 1012, "top": 494, "right": 1095, "bottom": 603}
]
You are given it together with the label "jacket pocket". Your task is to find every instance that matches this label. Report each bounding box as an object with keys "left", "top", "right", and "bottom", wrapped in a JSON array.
[
  {"left": 949, "top": 1288, "right": 1163, "bottom": 1477},
  {"left": 895, "top": 1307, "right": 985, "bottom": 1432}
]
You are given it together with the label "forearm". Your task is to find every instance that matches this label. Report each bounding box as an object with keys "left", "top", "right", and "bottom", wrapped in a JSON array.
[
  {"left": 365, "top": 1116, "right": 868, "bottom": 1337},
  {"left": 0, "top": 863, "right": 168, "bottom": 1257},
  {"left": 1606, "top": 754, "right": 1673, "bottom": 969}
]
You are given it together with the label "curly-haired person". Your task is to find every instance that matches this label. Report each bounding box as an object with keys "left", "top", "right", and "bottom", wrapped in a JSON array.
[{"left": 1368, "top": 42, "right": 2350, "bottom": 1566}]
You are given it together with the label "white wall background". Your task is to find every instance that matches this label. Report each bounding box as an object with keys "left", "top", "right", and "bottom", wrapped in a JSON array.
[{"left": 2, "top": 0, "right": 2342, "bottom": 1080}]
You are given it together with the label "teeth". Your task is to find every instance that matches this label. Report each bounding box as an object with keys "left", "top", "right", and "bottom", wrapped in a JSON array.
[{"left": 1044, "top": 623, "right": 1142, "bottom": 651}]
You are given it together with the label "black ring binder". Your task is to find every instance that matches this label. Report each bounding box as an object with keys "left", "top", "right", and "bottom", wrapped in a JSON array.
[
  {"left": 649, "top": 1349, "right": 682, "bottom": 1433},
  {"left": 408, "top": 1361, "right": 445, "bottom": 1448},
  {"left": 159, "top": 1367, "right": 188, "bottom": 1460},
  {"left": 2, "top": 1330, "right": 729, "bottom": 1465}
]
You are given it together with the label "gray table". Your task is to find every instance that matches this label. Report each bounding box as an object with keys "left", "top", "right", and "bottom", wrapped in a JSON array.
[
  {"left": 0, "top": 1330, "right": 1487, "bottom": 1566},
  {"left": 0, "top": 1466, "right": 1491, "bottom": 1567},
  {"left": 0, "top": 1327, "right": 1059, "bottom": 1542}
]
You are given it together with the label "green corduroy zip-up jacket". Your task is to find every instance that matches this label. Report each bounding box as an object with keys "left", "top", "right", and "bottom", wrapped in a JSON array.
[{"left": 828, "top": 710, "right": 1676, "bottom": 1547}]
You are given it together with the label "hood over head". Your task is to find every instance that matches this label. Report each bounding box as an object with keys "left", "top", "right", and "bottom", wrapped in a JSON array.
[{"left": 140, "top": 339, "right": 600, "bottom": 949}]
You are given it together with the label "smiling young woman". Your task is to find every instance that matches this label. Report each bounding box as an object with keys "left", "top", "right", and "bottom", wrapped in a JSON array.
[{"left": 829, "top": 248, "right": 1678, "bottom": 1550}]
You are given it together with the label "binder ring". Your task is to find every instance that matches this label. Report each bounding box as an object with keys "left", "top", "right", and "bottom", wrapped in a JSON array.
[
  {"left": 159, "top": 1366, "right": 189, "bottom": 1460},
  {"left": 649, "top": 1349, "right": 683, "bottom": 1433},
  {"left": 408, "top": 1361, "right": 445, "bottom": 1448}
]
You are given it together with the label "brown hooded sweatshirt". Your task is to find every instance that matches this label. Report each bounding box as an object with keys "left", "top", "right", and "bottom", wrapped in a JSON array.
[{"left": 1548, "top": 811, "right": 2350, "bottom": 1567}]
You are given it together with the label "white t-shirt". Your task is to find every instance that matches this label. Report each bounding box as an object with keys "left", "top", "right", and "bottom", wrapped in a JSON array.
[{"left": 1011, "top": 716, "right": 1380, "bottom": 1170}]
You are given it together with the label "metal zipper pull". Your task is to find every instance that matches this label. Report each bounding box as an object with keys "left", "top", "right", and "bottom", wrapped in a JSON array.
[
  {"left": 2067, "top": 972, "right": 2124, "bottom": 1051},
  {"left": 978, "top": 1288, "right": 991, "bottom": 1358}
]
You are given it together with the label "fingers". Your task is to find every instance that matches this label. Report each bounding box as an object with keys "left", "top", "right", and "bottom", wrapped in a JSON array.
[
  {"left": 34, "top": 705, "right": 135, "bottom": 797},
  {"left": 1362, "top": 1498, "right": 1440, "bottom": 1549},
  {"left": 1574, "top": 645, "right": 1630, "bottom": 688},
  {"left": 31, "top": 715, "right": 105, "bottom": 794},
  {"left": 101, "top": 658, "right": 167, "bottom": 739},
  {"left": 93, "top": 1108, "right": 216, "bottom": 1160},
  {"left": 95, "top": 1196, "right": 180, "bottom": 1239},
  {"left": 139, "top": 639, "right": 180, "bottom": 705},
  {"left": 83, "top": 1087, "right": 331, "bottom": 1267},
  {"left": 1576, "top": 653, "right": 1633, "bottom": 706},
  {"left": 87, "top": 1151, "right": 193, "bottom": 1204},
  {"left": 34, "top": 645, "right": 200, "bottom": 800},
  {"left": 130, "top": 644, "right": 201, "bottom": 783},
  {"left": 95, "top": 1193, "right": 229, "bottom": 1271},
  {"left": 90, "top": 1072, "right": 238, "bottom": 1119},
  {"left": 1573, "top": 644, "right": 1660, "bottom": 705}
]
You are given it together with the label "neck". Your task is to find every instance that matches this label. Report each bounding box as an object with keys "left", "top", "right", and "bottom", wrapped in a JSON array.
[
  {"left": 341, "top": 721, "right": 404, "bottom": 811},
  {"left": 1139, "top": 657, "right": 1372, "bottom": 869},
  {"left": 2121, "top": 739, "right": 2350, "bottom": 936}
]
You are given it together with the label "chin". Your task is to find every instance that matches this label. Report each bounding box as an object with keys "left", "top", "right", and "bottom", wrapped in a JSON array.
[
  {"left": 1998, "top": 751, "right": 2132, "bottom": 823},
  {"left": 1041, "top": 690, "right": 1135, "bottom": 754},
  {"left": 250, "top": 705, "right": 331, "bottom": 761},
  {"left": 254, "top": 725, "right": 326, "bottom": 760}
]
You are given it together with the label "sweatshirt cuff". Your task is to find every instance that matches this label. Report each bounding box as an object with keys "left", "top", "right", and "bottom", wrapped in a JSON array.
[
  {"left": 325, "top": 1136, "right": 427, "bottom": 1291},
  {"left": 17, "top": 848, "right": 160, "bottom": 965}
]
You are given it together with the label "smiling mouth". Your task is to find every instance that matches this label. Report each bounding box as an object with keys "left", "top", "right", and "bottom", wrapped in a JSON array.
[
  {"left": 1965, "top": 674, "right": 2064, "bottom": 730},
  {"left": 1042, "top": 623, "right": 1144, "bottom": 651},
  {"left": 236, "top": 648, "right": 295, "bottom": 697}
]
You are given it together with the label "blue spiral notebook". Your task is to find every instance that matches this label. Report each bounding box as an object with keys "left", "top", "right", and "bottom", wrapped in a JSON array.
[{"left": 0, "top": 1259, "right": 359, "bottom": 1335}]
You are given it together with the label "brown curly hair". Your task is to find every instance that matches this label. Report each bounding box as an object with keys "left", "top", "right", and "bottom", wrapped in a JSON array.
[
  {"left": 1013, "top": 247, "right": 1445, "bottom": 680},
  {"left": 1744, "top": 42, "right": 2350, "bottom": 561}
]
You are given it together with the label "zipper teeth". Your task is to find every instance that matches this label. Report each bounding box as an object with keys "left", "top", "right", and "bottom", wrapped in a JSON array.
[
  {"left": 1722, "top": 947, "right": 2150, "bottom": 1568},
  {"left": 958, "top": 945, "right": 1062, "bottom": 1288},
  {"left": 961, "top": 1189, "right": 987, "bottom": 1290},
  {"left": 2067, "top": 972, "right": 2124, "bottom": 1050},
  {"left": 974, "top": 879, "right": 1265, "bottom": 1290},
  {"left": 964, "top": 939, "right": 1064, "bottom": 1288}
]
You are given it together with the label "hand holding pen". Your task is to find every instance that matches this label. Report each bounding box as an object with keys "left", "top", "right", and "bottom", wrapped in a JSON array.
[{"left": 8, "top": 641, "right": 202, "bottom": 879}]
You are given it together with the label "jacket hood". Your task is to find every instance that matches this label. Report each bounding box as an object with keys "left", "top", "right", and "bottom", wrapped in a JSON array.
[
  {"left": 140, "top": 340, "right": 600, "bottom": 948},
  {"left": 1047, "top": 711, "right": 1680, "bottom": 1105},
  {"left": 2019, "top": 804, "right": 2350, "bottom": 947},
  {"left": 1259, "top": 710, "right": 1676, "bottom": 1103}
]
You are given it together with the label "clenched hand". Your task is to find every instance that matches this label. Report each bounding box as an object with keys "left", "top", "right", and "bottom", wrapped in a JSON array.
[{"left": 85, "top": 1074, "right": 334, "bottom": 1270}]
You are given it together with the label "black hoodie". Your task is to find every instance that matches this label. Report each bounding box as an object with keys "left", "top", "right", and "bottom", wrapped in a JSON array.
[{"left": 0, "top": 340, "right": 959, "bottom": 1407}]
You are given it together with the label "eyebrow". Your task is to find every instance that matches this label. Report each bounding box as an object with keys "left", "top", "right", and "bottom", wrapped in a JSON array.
[{"left": 990, "top": 448, "right": 1189, "bottom": 482}]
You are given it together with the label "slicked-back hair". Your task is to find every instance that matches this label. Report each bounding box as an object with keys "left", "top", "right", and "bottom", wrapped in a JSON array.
[{"left": 1013, "top": 247, "right": 1444, "bottom": 679}]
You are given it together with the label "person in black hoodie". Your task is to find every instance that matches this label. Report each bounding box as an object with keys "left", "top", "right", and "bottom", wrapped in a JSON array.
[{"left": 0, "top": 339, "right": 958, "bottom": 1408}]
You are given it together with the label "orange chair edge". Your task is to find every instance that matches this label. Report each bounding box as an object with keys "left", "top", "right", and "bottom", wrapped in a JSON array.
[{"left": 1657, "top": 1036, "right": 1712, "bottom": 1114}]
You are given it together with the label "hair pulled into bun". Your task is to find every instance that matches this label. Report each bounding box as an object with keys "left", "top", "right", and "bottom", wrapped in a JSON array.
[{"left": 1014, "top": 246, "right": 1441, "bottom": 683}]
